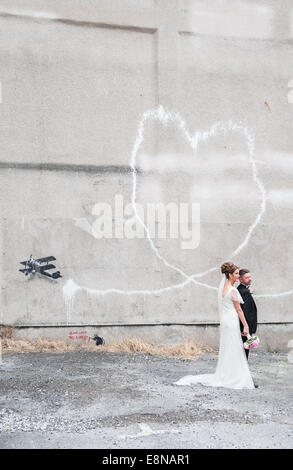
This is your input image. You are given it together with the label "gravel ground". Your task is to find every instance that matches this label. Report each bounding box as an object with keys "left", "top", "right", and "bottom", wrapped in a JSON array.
[{"left": 0, "top": 350, "right": 292, "bottom": 449}]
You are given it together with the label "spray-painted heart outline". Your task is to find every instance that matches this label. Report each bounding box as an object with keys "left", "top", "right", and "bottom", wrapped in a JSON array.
[{"left": 130, "top": 105, "right": 266, "bottom": 288}]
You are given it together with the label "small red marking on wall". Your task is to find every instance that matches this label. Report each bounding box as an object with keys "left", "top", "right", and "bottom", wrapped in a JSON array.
[
  {"left": 264, "top": 101, "right": 271, "bottom": 110},
  {"left": 68, "top": 330, "right": 90, "bottom": 342}
]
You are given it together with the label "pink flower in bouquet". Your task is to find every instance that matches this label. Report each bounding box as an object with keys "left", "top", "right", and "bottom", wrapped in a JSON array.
[{"left": 244, "top": 334, "right": 260, "bottom": 350}]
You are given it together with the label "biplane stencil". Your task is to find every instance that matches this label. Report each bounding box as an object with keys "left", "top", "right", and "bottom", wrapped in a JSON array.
[{"left": 19, "top": 255, "right": 62, "bottom": 279}]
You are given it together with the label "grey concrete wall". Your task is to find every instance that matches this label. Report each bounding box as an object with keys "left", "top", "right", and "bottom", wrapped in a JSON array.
[
  {"left": 11, "top": 323, "right": 293, "bottom": 353},
  {"left": 0, "top": 0, "right": 293, "bottom": 349}
]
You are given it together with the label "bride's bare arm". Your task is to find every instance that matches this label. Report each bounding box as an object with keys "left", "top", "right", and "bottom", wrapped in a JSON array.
[{"left": 232, "top": 300, "right": 249, "bottom": 335}]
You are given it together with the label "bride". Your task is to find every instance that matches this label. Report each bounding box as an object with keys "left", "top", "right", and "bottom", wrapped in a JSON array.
[{"left": 174, "top": 262, "right": 255, "bottom": 389}]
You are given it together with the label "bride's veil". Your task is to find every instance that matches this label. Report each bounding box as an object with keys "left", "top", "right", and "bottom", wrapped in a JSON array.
[{"left": 217, "top": 273, "right": 226, "bottom": 321}]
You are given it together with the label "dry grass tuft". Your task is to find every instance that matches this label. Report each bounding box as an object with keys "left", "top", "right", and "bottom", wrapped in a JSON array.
[
  {"left": 97, "top": 337, "right": 214, "bottom": 359},
  {"left": 1, "top": 334, "right": 213, "bottom": 359},
  {"left": 1, "top": 337, "right": 96, "bottom": 353}
]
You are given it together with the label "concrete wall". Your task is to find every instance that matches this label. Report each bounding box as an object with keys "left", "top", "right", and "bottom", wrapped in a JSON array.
[{"left": 0, "top": 0, "right": 293, "bottom": 350}]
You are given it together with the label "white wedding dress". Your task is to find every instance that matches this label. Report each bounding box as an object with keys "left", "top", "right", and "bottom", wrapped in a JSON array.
[{"left": 174, "top": 277, "right": 255, "bottom": 389}]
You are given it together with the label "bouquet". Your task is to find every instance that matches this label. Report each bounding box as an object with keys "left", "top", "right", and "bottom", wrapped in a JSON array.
[{"left": 243, "top": 333, "right": 260, "bottom": 350}]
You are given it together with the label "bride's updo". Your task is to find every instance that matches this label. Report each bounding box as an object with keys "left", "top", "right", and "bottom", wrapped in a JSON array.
[{"left": 221, "top": 262, "right": 238, "bottom": 279}]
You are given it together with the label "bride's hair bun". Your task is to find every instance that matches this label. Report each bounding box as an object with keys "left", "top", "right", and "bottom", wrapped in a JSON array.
[{"left": 221, "top": 262, "right": 238, "bottom": 278}]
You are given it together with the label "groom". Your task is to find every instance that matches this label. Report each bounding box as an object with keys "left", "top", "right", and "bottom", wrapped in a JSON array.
[{"left": 237, "top": 269, "right": 258, "bottom": 361}]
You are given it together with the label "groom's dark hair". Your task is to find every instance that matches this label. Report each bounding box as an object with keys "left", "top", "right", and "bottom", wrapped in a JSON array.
[{"left": 239, "top": 268, "right": 250, "bottom": 277}]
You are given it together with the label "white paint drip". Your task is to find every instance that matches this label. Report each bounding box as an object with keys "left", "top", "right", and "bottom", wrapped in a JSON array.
[
  {"left": 63, "top": 279, "right": 80, "bottom": 325},
  {"left": 62, "top": 105, "right": 293, "bottom": 316},
  {"left": 119, "top": 422, "right": 179, "bottom": 440}
]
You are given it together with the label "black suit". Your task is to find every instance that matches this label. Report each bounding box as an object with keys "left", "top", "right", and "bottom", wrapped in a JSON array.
[{"left": 237, "top": 283, "right": 257, "bottom": 360}]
